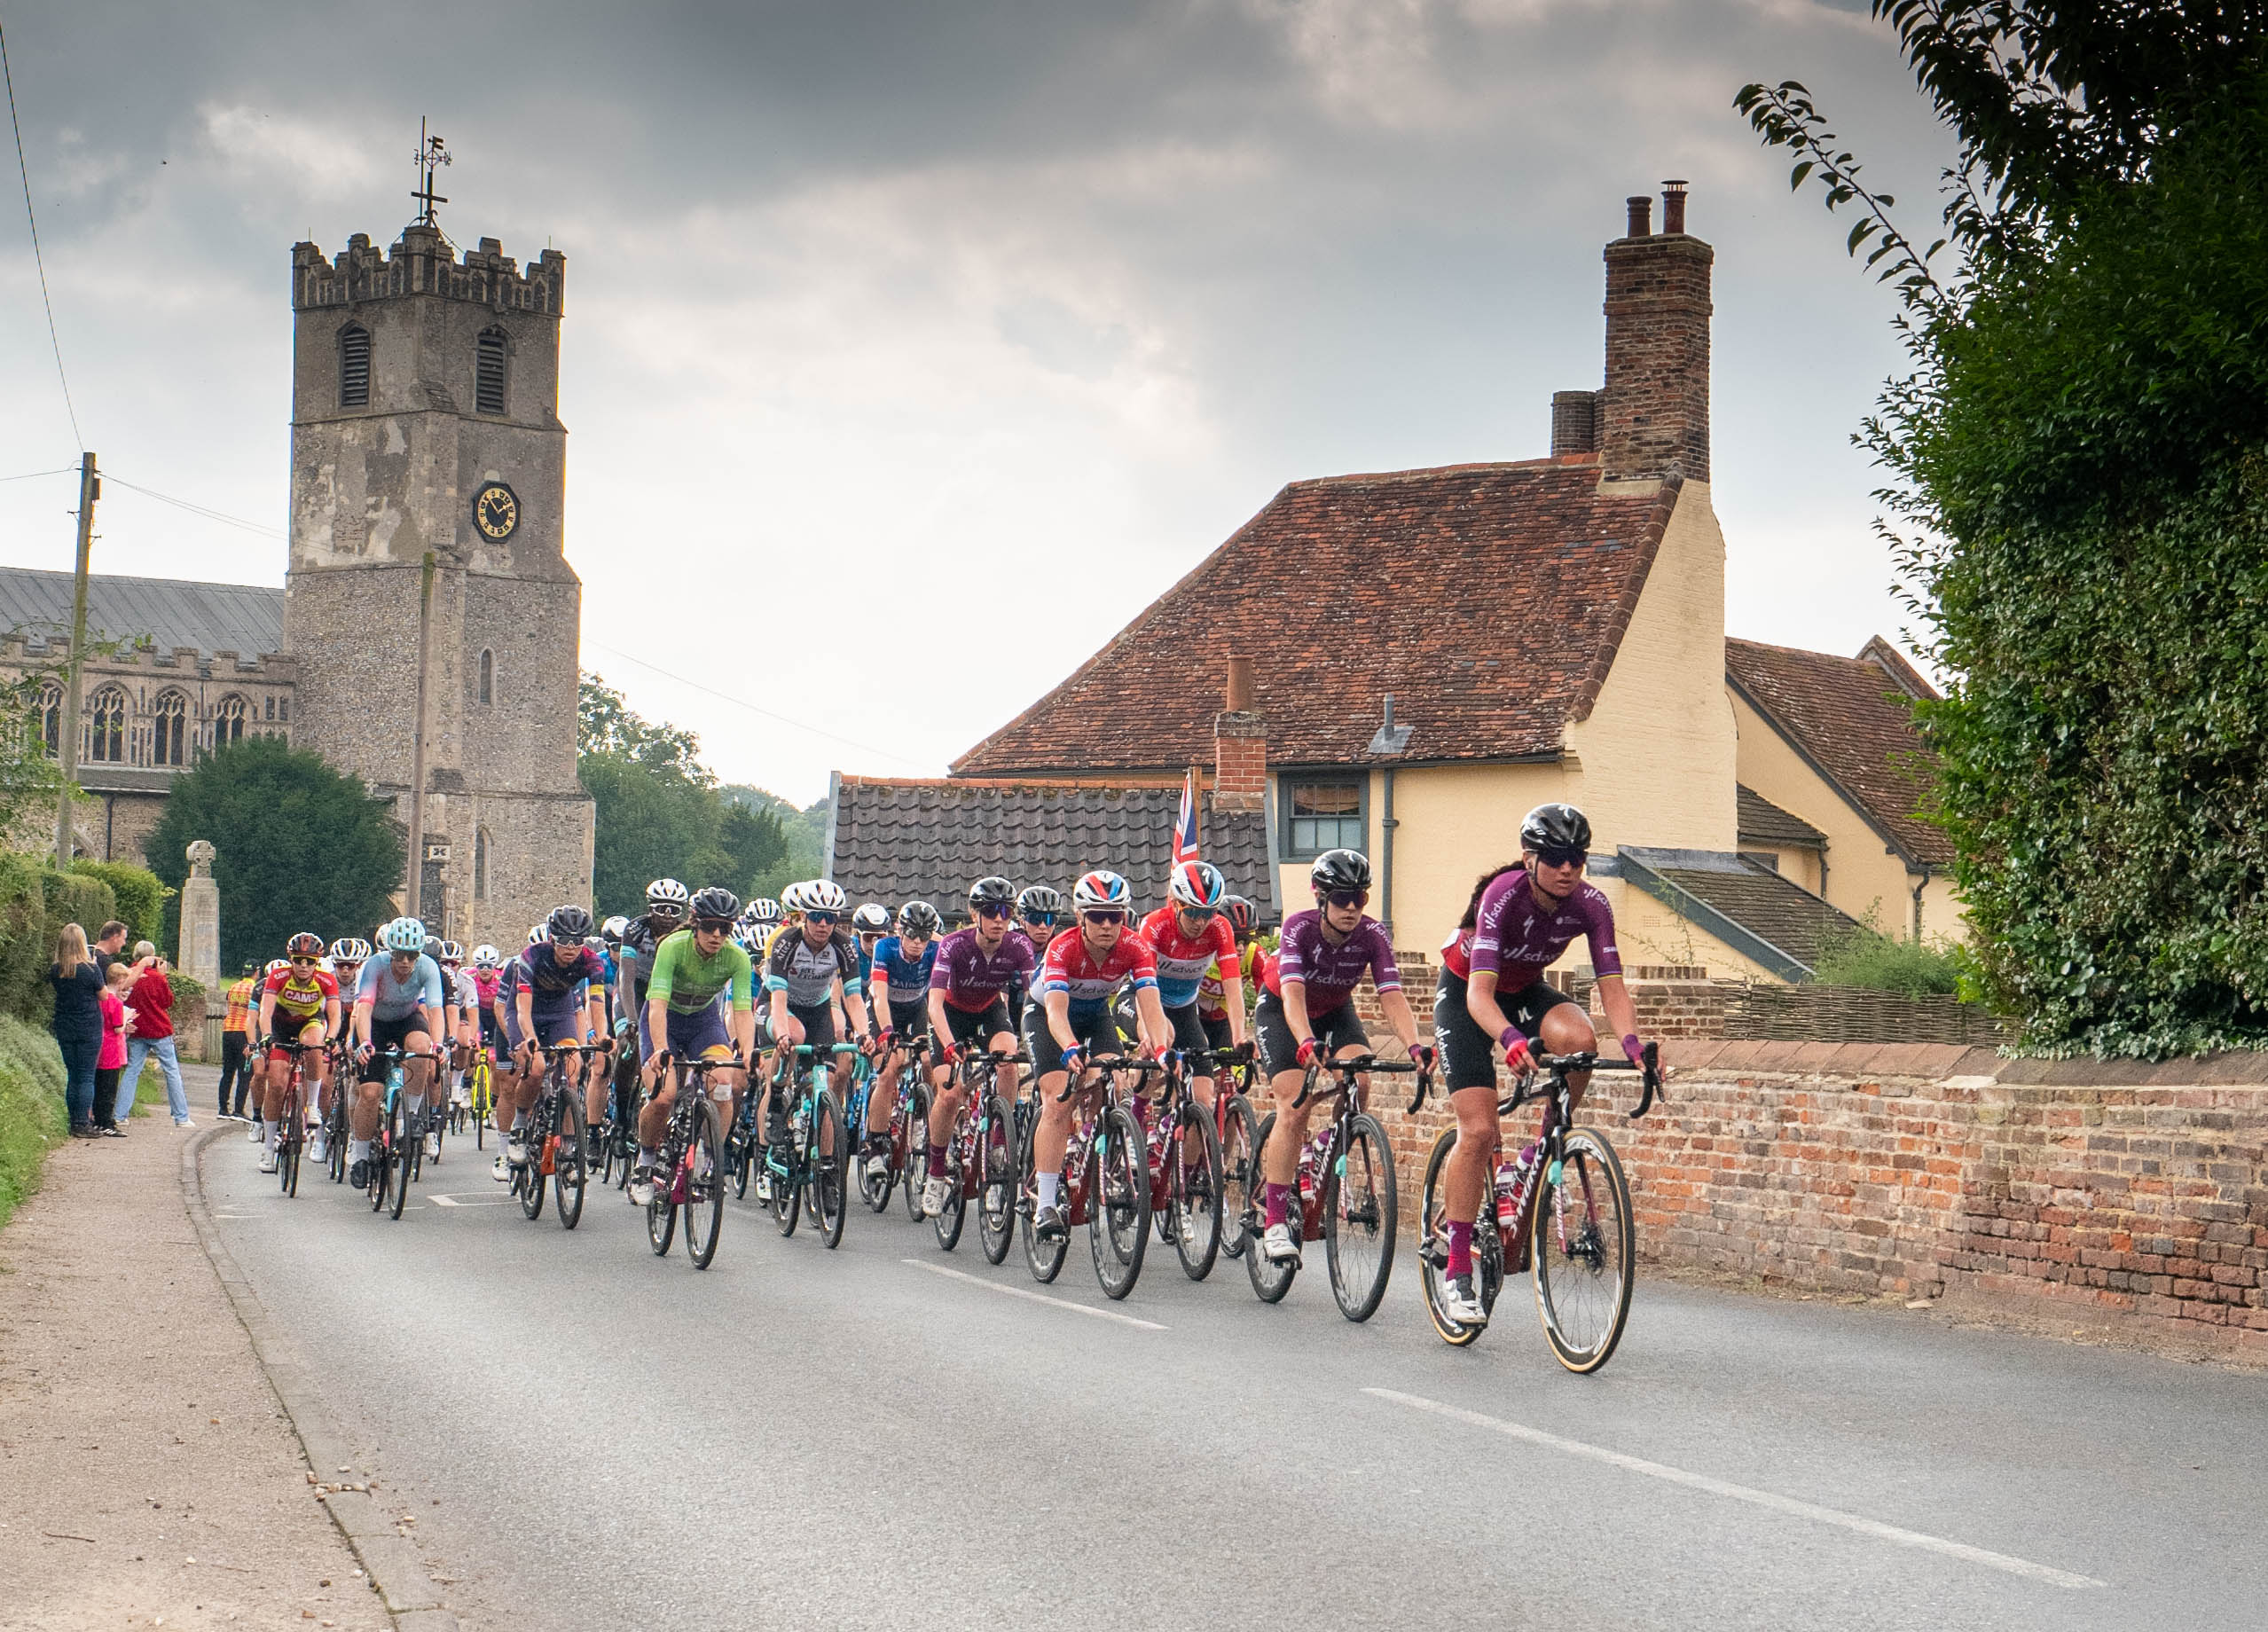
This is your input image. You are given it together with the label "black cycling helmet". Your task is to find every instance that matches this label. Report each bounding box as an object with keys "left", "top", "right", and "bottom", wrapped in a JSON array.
[
  {"left": 1016, "top": 883, "right": 1062, "bottom": 921},
  {"left": 1222, "top": 895, "right": 1256, "bottom": 938},
  {"left": 1309, "top": 848, "right": 1372, "bottom": 895},
  {"left": 1519, "top": 803, "right": 1592, "bottom": 859},
  {"left": 546, "top": 904, "right": 594, "bottom": 944},
  {"left": 968, "top": 875, "right": 1016, "bottom": 913},
  {"left": 897, "top": 900, "right": 943, "bottom": 937},
  {"left": 689, "top": 886, "right": 742, "bottom": 924}
]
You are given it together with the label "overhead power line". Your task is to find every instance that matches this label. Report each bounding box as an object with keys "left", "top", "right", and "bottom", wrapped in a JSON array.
[
  {"left": 104, "top": 474, "right": 285, "bottom": 538},
  {"left": 586, "top": 640, "right": 936, "bottom": 772},
  {"left": 0, "top": 464, "right": 74, "bottom": 483},
  {"left": 0, "top": 14, "right": 82, "bottom": 451}
]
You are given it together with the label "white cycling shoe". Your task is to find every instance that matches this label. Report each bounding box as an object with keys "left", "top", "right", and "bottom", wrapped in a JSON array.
[
  {"left": 1441, "top": 1273, "right": 1489, "bottom": 1327},
  {"left": 256, "top": 1149, "right": 278, "bottom": 1174},
  {"left": 491, "top": 1155, "right": 513, "bottom": 1183},
  {"left": 1261, "top": 1221, "right": 1302, "bottom": 1264},
  {"left": 628, "top": 1166, "right": 657, "bottom": 1206},
  {"left": 920, "top": 1175, "right": 953, "bottom": 1218}
]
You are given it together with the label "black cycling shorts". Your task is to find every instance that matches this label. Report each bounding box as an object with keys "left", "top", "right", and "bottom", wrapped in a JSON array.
[
  {"left": 1432, "top": 967, "right": 1582, "bottom": 1093},
  {"left": 1162, "top": 1000, "right": 1214, "bottom": 1069},
  {"left": 359, "top": 1011, "right": 433, "bottom": 1084},
  {"left": 1252, "top": 989, "right": 1368, "bottom": 1079},
  {"left": 1030, "top": 1007, "right": 1125, "bottom": 1079},
  {"left": 942, "top": 998, "right": 1014, "bottom": 1052},
  {"left": 888, "top": 998, "right": 930, "bottom": 1041}
]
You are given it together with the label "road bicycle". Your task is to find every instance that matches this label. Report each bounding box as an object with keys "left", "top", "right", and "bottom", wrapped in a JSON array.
[
  {"left": 1417, "top": 1045, "right": 1661, "bottom": 1371},
  {"left": 450, "top": 1043, "right": 496, "bottom": 1150},
  {"left": 765, "top": 1043, "right": 856, "bottom": 1248},
  {"left": 846, "top": 1035, "right": 921, "bottom": 1214},
  {"left": 645, "top": 1051, "right": 732, "bottom": 1269},
  {"left": 930, "top": 1047, "right": 1024, "bottom": 1265},
  {"left": 364, "top": 1045, "right": 446, "bottom": 1221},
  {"left": 1142, "top": 1050, "right": 1227, "bottom": 1281},
  {"left": 1016, "top": 1054, "right": 1161, "bottom": 1300},
  {"left": 1212, "top": 1043, "right": 1262, "bottom": 1261},
  {"left": 600, "top": 1040, "right": 645, "bottom": 1191},
  {"left": 323, "top": 1039, "right": 353, "bottom": 1185},
  {"left": 1244, "top": 1052, "right": 1424, "bottom": 1322},
  {"left": 268, "top": 1040, "right": 323, "bottom": 1198},
  {"left": 510, "top": 1040, "right": 605, "bottom": 1229}
]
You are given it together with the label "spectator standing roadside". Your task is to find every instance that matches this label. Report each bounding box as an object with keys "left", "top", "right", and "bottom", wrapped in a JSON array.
[
  {"left": 121, "top": 945, "right": 193, "bottom": 1128},
  {"left": 48, "top": 925, "right": 105, "bottom": 1137},
  {"left": 90, "top": 920, "right": 129, "bottom": 979},
  {"left": 218, "top": 961, "right": 257, "bottom": 1119},
  {"left": 95, "top": 961, "right": 135, "bottom": 1138}
]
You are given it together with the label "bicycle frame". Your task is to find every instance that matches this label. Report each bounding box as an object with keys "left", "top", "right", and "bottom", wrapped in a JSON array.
[
  {"left": 1050, "top": 1055, "right": 1162, "bottom": 1226},
  {"left": 1279, "top": 1054, "right": 1418, "bottom": 1242}
]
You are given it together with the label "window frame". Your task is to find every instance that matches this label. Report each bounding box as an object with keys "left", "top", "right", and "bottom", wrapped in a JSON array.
[
  {"left": 338, "top": 322, "right": 372, "bottom": 409},
  {"left": 151, "top": 688, "right": 188, "bottom": 767},
  {"left": 1278, "top": 771, "right": 1369, "bottom": 863},
  {"left": 478, "top": 648, "right": 494, "bottom": 706},
  {"left": 85, "top": 684, "right": 127, "bottom": 765},
  {"left": 34, "top": 680, "right": 61, "bottom": 758},
  {"left": 213, "top": 693, "right": 248, "bottom": 749},
  {"left": 475, "top": 326, "right": 509, "bottom": 416}
]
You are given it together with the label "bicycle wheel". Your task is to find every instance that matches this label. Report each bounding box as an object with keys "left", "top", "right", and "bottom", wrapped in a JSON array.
[
  {"left": 1017, "top": 1103, "right": 1066, "bottom": 1284},
  {"left": 1532, "top": 1128, "right": 1636, "bottom": 1374},
  {"left": 519, "top": 1102, "right": 547, "bottom": 1222},
  {"left": 279, "top": 1083, "right": 302, "bottom": 1197},
  {"left": 473, "top": 1067, "right": 490, "bottom": 1150},
  {"left": 554, "top": 1095, "right": 588, "bottom": 1229},
  {"left": 1220, "top": 1095, "right": 1258, "bottom": 1260},
  {"left": 386, "top": 1099, "right": 411, "bottom": 1220},
  {"left": 812, "top": 1090, "right": 846, "bottom": 1251},
  {"left": 731, "top": 1122, "right": 752, "bottom": 1200},
  {"left": 328, "top": 1092, "right": 348, "bottom": 1184},
  {"left": 977, "top": 1092, "right": 1018, "bottom": 1267},
  {"left": 771, "top": 1096, "right": 804, "bottom": 1237},
  {"left": 1088, "top": 1104, "right": 1150, "bottom": 1301},
  {"left": 861, "top": 1075, "right": 899, "bottom": 1213},
  {"left": 1244, "top": 1110, "right": 1298, "bottom": 1304},
  {"left": 647, "top": 1133, "right": 679, "bottom": 1256},
  {"left": 685, "top": 1098, "right": 726, "bottom": 1269},
  {"left": 898, "top": 1081, "right": 931, "bottom": 1224},
  {"left": 1168, "top": 1099, "right": 1225, "bottom": 1282},
  {"left": 1417, "top": 1127, "right": 1484, "bottom": 1346},
  {"left": 933, "top": 1121, "right": 968, "bottom": 1253},
  {"left": 1324, "top": 1112, "right": 1396, "bottom": 1322}
]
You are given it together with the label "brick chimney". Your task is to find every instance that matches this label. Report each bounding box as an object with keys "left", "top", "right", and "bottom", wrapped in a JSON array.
[
  {"left": 1596, "top": 179, "right": 1713, "bottom": 482},
  {"left": 1213, "top": 655, "right": 1266, "bottom": 813}
]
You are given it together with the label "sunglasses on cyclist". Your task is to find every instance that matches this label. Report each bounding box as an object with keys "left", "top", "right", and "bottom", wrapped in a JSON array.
[
  {"left": 1082, "top": 910, "right": 1128, "bottom": 927},
  {"left": 1021, "top": 911, "right": 1056, "bottom": 927},
  {"left": 1179, "top": 904, "right": 1218, "bottom": 921},
  {"left": 804, "top": 911, "right": 838, "bottom": 927},
  {"left": 651, "top": 905, "right": 686, "bottom": 919},
  {"left": 288, "top": 956, "right": 321, "bottom": 967},
  {"left": 973, "top": 903, "right": 1013, "bottom": 920},
  {"left": 1534, "top": 848, "right": 1587, "bottom": 870},
  {"left": 693, "top": 917, "right": 734, "bottom": 934},
  {"left": 1322, "top": 890, "right": 1368, "bottom": 910}
]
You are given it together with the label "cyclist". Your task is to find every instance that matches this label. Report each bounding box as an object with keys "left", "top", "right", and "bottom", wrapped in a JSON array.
[
  {"left": 433, "top": 939, "right": 470, "bottom": 1123},
  {"left": 253, "top": 934, "right": 341, "bottom": 1175},
  {"left": 921, "top": 876, "right": 1032, "bottom": 1216},
  {"left": 1196, "top": 897, "right": 1261, "bottom": 1056},
  {"left": 759, "top": 879, "right": 869, "bottom": 1165},
  {"left": 864, "top": 899, "right": 940, "bottom": 1165},
  {"left": 488, "top": 927, "right": 542, "bottom": 1178},
  {"left": 1137, "top": 860, "right": 1245, "bottom": 1120},
  {"left": 347, "top": 917, "right": 445, "bottom": 1189},
  {"left": 1433, "top": 802, "right": 1645, "bottom": 1327},
  {"left": 631, "top": 886, "right": 756, "bottom": 1206},
  {"left": 245, "top": 957, "right": 290, "bottom": 1149},
  {"left": 1254, "top": 849, "right": 1431, "bottom": 1267},
  {"left": 1025, "top": 870, "right": 1170, "bottom": 1239},
  {"left": 1008, "top": 884, "right": 1062, "bottom": 1062},
  {"left": 745, "top": 897, "right": 784, "bottom": 949},
  {"left": 851, "top": 902, "right": 891, "bottom": 989},
  {"left": 514, "top": 905, "right": 611, "bottom": 1166}
]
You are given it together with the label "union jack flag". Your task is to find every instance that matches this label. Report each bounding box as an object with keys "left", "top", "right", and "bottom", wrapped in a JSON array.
[{"left": 1171, "top": 768, "right": 1201, "bottom": 867}]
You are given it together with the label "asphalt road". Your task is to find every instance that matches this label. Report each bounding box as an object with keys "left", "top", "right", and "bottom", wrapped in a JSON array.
[{"left": 202, "top": 1129, "right": 2268, "bottom": 1632}]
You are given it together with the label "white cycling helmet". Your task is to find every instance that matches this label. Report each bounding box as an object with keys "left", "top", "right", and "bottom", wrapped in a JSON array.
[
  {"left": 779, "top": 881, "right": 810, "bottom": 914},
  {"left": 647, "top": 877, "right": 690, "bottom": 909},
  {"left": 1167, "top": 859, "right": 1228, "bottom": 911},
  {"left": 852, "top": 901, "right": 891, "bottom": 933},
  {"left": 803, "top": 880, "right": 848, "bottom": 915},
  {"left": 1071, "top": 869, "right": 1131, "bottom": 914},
  {"left": 748, "top": 898, "right": 783, "bottom": 927},
  {"left": 378, "top": 916, "right": 429, "bottom": 955},
  {"left": 471, "top": 944, "right": 502, "bottom": 969},
  {"left": 527, "top": 922, "right": 551, "bottom": 946}
]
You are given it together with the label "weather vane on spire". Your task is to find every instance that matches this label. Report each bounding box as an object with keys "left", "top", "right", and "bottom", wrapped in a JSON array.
[{"left": 410, "top": 117, "right": 451, "bottom": 227}]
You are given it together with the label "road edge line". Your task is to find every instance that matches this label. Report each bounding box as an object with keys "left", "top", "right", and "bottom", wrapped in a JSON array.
[
  {"left": 900, "top": 1258, "right": 1169, "bottom": 1330},
  {"left": 180, "top": 1124, "right": 459, "bottom": 1629}
]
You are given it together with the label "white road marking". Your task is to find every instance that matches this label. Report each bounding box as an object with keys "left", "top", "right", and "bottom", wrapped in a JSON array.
[
  {"left": 901, "top": 1259, "right": 1166, "bottom": 1330},
  {"left": 428, "top": 1194, "right": 510, "bottom": 1208},
  {"left": 1362, "top": 1388, "right": 2105, "bottom": 1591}
]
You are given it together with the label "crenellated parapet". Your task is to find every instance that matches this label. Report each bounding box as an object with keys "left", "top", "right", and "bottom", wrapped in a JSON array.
[{"left": 292, "top": 224, "right": 564, "bottom": 316}]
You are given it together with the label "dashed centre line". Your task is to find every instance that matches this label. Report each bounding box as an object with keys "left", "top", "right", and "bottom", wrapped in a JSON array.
[{"left": 901, "top": 1259, "right": 1167, "bottom": 1330}]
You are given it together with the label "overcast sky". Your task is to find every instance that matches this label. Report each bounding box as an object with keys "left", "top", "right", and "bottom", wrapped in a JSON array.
[{"left": 0, "top": 0, "right": 1954, "bottom": 804}]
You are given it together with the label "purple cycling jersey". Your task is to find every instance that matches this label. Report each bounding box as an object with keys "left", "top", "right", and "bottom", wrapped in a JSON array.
[
  {"left": 1441, "top": 868, "right": 1621, "bottom": 987},
  {"left": 1264, "top": 909, "right": 1400, "bottom": 1016},
  {"left": 928, "top": 927, "right": 1036, "bottom": 1013}
]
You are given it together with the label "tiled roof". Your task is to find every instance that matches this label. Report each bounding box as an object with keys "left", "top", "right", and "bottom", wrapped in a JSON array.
[
  {"left": 1619, "top": 848, "right": 1861, "bottom": 978},
  {"left": 1725, "top": 637, "right": 1953, "bottom": 866},
  {"left": 827, "top": 776, "right": 1277, "bottom": 922},
  {"left": 0, "top": 567, "right": 283, "bottom": 662},
  {"left": 953, "top": 457, "right": 1680, "bottom": 774},
  {"left": 1737, "top": 784, "right": 1825, "bottom": 847}
]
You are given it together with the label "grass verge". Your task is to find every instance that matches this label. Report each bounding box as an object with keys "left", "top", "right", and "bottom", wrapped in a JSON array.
[{"left": 0, "top": 1016, "right": 68, "bottom": 1231}]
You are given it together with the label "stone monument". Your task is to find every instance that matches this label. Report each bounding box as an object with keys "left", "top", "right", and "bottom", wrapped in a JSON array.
[{"left": 179, "top": 839, "right": 223, "bottom": 1062}]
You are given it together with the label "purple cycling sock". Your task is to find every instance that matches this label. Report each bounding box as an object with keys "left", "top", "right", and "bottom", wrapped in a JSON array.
[
  {"left": 928, "top": 1142, "right": 949, "bottom": 1179},
  {"left": 1446, "top": 1220, "right": 1474, "bottom": 1278},
  {"left": 1264, "top": 1181, "right": 1290, "bottom": 1228}
]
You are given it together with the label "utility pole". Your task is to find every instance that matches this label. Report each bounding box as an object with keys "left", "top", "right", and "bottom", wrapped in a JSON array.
[
  {"left": 404, "top": 551, "right": 436, "bottom": 922},
  {"left": 52, "top": 451, "right": 97, "bottom": 867}
]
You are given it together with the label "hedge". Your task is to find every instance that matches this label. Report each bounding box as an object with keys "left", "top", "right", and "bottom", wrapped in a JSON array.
[
  {"left": 69, "top": 859, "right": 167, "bottom": 946},
  {"left": 0, "top": 1012, "right": 67, "bottom": 1230},
  {"left": 0, "top": 851, "right": 117, "bottom": 1029}
]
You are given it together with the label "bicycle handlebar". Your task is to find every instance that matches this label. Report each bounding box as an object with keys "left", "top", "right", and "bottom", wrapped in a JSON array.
[
  {"left": 1293, "top": 1052, "right": 1426, "bottom": 1111},
  {"left": 1051, "top": 1053, "right": 1165, "bottom": 1102}
]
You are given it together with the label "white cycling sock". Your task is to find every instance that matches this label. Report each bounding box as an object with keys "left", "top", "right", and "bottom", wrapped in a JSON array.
[
  {"left": 1037, "top": 1171, "right": 1061, "bottom": 1212},
  {"left": 263, "top": 1122, "right": 279, "bottom": 1152},
  {"left": 350, "top": 1138, "right": 371, "bottom": 1163},
  {"left": 640, "top": 1145, "right": 657, "bottom": 1165},
  {"left": 404, "top": 1092, "right": 424, "bottom": 1114}
]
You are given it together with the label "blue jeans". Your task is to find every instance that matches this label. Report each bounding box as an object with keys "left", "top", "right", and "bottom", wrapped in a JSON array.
[
  {"left": 56, "top": 1033, "right": 99, "bottom": 1127},
  {"left": 122, "top": 1035, "right": 189, "bottom": 1123}
]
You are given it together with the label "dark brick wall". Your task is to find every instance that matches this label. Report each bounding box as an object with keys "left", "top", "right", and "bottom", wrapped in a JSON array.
[{"left": 1600, "top": 231, "right": 1712, "bottom": 482}]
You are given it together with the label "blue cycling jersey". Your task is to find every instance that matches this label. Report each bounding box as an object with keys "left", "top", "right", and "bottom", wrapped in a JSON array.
[{"left": 869, "top": 935, "right": 938, "bottom": 1002}]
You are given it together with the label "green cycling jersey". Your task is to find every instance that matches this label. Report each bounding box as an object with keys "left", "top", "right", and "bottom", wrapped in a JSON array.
[{"left": 644, "top": 929, "right": 755, "bottom": 1015}]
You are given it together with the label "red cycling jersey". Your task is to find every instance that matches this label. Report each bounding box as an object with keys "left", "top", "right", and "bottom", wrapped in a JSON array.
[
  {"left": 1136, "top": 906, "right": 1236, "bottom": 1010},
  {"left": 1040, "top": 930, "right": 1158, "bottom": 1019}
]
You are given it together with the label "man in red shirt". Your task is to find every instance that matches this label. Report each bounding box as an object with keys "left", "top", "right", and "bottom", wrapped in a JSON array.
[{"left": 121, "top": 947, "right": 193, "bottom": 1127}]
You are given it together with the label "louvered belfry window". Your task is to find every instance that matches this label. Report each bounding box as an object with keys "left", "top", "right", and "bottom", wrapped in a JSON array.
[
  {"left": 339, "top": 324, "right": 371, "bottom": 407},
  {"left": 476, "top": 328, "right": 508, "bottom": 414}
]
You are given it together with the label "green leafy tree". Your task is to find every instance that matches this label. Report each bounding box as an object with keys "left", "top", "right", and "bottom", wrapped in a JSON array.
[
  {"left": 1, "top": 658, "right": 65, "bottom": 841},
  {"left": 145, "top": 738, "right": 404, "bottom": 969},
  {"left": 1740, "top": 6, "right": 2268, "bottom": 1053}
]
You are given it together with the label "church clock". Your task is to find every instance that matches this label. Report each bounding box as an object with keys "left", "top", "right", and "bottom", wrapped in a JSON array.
[{"left": 472, "top": 482, "right": 519, "bottom": 541}]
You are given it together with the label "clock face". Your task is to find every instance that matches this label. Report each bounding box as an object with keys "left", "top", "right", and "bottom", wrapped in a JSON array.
[{"left": 472, "top": 482, "right": 520, "bottom": 542}]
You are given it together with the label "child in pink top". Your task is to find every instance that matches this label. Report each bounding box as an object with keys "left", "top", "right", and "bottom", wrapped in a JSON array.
[{"left": 92, "top": 961, "right": 134, "bottom": 1136}]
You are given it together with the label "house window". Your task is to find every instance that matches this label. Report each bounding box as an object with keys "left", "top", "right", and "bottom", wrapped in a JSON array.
[
  {"left": 339, "top": 324, "right": 371, "bottom": 408},
  {"left": 478, "top": 648, "right": 494, "bottom": 705},
  {"left": 474, "top": 828, "right": 490, "bottom": 901},
  {"left": 1282, "top": 776, "right": 1366, "bottom": 860},
  {"left": 34, "top": 681, "right": 61, "bottom": 757},
  {"left": 475, "top": 327, "right": 508, "bottom": 415},
  {"left": 152, "top": 690, "right": 188, "bottom": 766},
  {"left": 214, "top": 694, "right": 248, "bottom": 747},
  {"left": 85, "top": 686, "right": 127, "bottom": 764}
]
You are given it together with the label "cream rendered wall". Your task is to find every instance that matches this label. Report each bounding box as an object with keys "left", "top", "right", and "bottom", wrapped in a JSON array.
[
  {"left": 1370, "top": 762, "right": 1568, "bottom": 952},
  {"left": 1919, "top": 871, "right": 1966, "bottom": 945},
  {"left": 1748, "top": 846, "right": 1824, "bottom": 894},
  {"left": 1561, "top": 480, "right": 1738, "bottom": 855},
  {"left": 1730, "top": 689, "right": 1915, "bottom": 935}
]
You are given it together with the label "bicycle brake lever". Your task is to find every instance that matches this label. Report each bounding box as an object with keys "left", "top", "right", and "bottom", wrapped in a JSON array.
[{"left": 1628, "top": 1040, "right": 1664, "bottom": 1120}]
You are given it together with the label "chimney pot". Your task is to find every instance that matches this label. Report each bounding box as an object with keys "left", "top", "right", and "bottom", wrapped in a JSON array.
[
  {"left": 1661, "top": 179, "right": 1688, "bottom": 235},
  {"left": 1225, "top": 655, "right": 1253, "bottom": 713},
  {"left": 1550, "top": 389, "right": 1598, "bottom": 456},
  {"left": 1625, "top": 195, "right": 1652, "bottom": 238}
]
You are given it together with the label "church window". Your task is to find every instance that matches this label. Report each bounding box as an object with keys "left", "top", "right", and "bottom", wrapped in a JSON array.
[
  {"left": 339, "top": 324, "right": 371, "bottom": 408},
  {"left": 479, "top": 648, "right": 494, "bottom": 705},
  {"left": 214, "top": 694, "right": 248, "bottom": 747},
  {"left": 278, "top": 697, "right": 288, "bottom": 723},
  {"left": 264, "top": 695, "right": 275, "bottom": 720},
  {"left": 152, "top": 690, "right": 188, "bottom": 766},
  {"left": 86, "top": 686, "right": 126, "bottom": 764},
  {"left": 34, "top": 681, "right": 61, "bottom": 758},
  {"left": 474, "top": 828, "right": 491, "bottom": 901},
  {"left": 475, "top": 327, "right": 508, "bottom": 415}
]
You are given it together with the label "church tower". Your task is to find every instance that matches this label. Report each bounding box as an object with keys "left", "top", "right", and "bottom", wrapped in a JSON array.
[{"left": 286, "top": 209, "right": 594, "bottom": 950}]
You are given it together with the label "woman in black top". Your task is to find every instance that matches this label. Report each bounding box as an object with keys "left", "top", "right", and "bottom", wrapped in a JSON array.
[{"left": 50, "top": 923, "right": 106, "bottom": 1135}]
